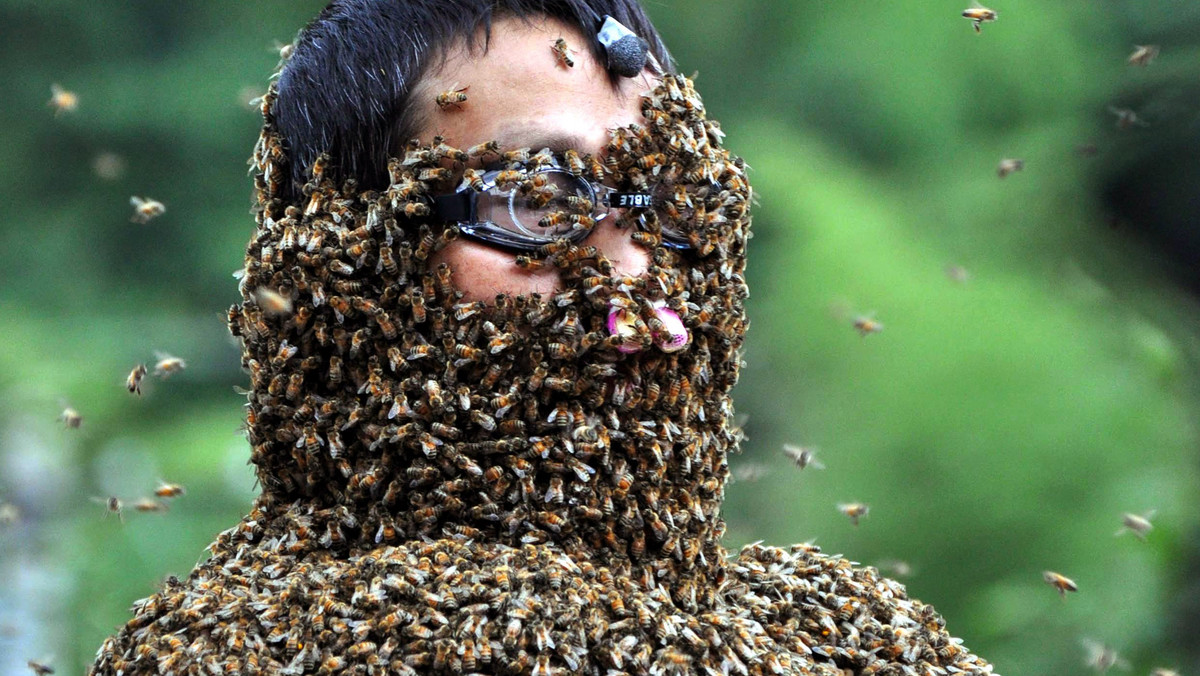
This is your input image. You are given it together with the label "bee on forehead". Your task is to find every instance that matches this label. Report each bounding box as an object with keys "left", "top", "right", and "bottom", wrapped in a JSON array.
[
  {"left": 551, "top": 37, "right": 576, "bottom": 68},
  {"left": 435, "top": 83, "right": 469, "bottom": 110},
  {"left": 129, "top": 196, "right": 166, "bottom": 224}
]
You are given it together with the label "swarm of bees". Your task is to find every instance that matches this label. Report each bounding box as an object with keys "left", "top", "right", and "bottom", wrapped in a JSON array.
[
  {"left": 129, "top": 196, "right": 166, "bottom": 224},
  {"left": 88, "top": 74, "right": 996, "bottom": 676},
  {"left": 435, "top": 83, "right": 469, "bottom": 110},
  {"left": 47, "top": 83, "right": 77, "bottom": 116}
]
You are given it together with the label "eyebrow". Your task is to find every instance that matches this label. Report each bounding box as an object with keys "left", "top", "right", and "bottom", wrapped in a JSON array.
[{"left": 491, "top": 123, "right": 591, "bottom": 154}]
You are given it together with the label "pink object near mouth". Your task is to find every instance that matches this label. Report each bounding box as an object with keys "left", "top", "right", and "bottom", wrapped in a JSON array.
[
  {"left": 606, "top": 301, "right": 690, "bottom": 354},
  {"left": 606, "top": 307, "right": 644, "bottom": 353},
  {"left": 651, "top": 303, "right": 689, "bottom": 352}
]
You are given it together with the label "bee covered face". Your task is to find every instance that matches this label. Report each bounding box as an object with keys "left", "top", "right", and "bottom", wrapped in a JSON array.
[
  {"left": 234, "top": 19, "right": 751, "bottom": 574},
  {"left": 413, "top": 15, "right": 656, "bottom": 303}
]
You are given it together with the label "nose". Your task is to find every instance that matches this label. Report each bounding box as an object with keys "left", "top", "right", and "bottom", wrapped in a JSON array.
[{"left": 587, "top": 211, "right": 650, "bottom": 278}]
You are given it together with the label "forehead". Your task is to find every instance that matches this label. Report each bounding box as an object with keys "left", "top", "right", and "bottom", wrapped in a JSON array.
[{"left": 414, "top": 15, "right": 653, "bottom": 156}]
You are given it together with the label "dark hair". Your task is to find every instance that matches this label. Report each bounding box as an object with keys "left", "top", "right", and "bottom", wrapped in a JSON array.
[{"left": 274, "top": 0, "right": 675, "bottom": 198}]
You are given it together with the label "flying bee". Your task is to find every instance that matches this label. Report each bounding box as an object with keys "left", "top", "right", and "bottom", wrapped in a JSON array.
[
  {"left": 435, "top": 83, "right": 469, "bottom": 109},
  {"left": 129, "top": 196, "right": 166, "bottom": 224},
  {"left": 552, "top": 37, "right": 575, "bottom": 68},
  {"left": 132, "top": 498, "right": 168, "bottom": 513},
  {"left": 782, "top": 443, "right": 825, "bottom": 470},
  {"left": 126, "top": 364, "right": 148, "bottom": 395},
  {"left": 58, "top": 406, "right": 82, "bottom": 429},
  {"left": 27, "top": 659, "right": 55, "bottom": 676},
  {"left": 1043, "top": 570, "right": 1078, "bottom": 598},
  {"left": 1109, "top": 106, "right": 1148, "bottom": 129},
  {"left": 1114, "top": 510, "right": 1155, "bottom": 541},
  {"left": 853, "top": 314, "right": 883, "bottom": 336},
  {"left": 997, "top": 158, "right": 1024, "bottom": 178},
  {"left": 93, "top": 496, "right": 124, "bottom": 522},
  {"left": 154, "top": 481, "right": 186, "bottom": 498},
  {"left": 962, "top": 3, "right": 997, "bottom": 32},
  {"left": 1127, "top": 44, "right": 1159, "bottom": 67},
  {"left": 47, "top": 83, "right": 78, "bottom": 116},
  {"left": 1082, "top": 639, "right": 1130, "bottom": 673},
  {"left": 837, "top": 502, "right": 869, "bottom": 526}
]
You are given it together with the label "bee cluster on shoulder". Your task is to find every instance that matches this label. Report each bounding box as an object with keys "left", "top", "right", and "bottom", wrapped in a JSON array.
[{"left": 86, "top": 72, "right": 999, "bottom": 676}]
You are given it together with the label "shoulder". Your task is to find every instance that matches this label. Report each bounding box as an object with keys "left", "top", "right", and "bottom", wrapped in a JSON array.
[{"left": 725, "top": 542, "right": 997, "bottom": 676}]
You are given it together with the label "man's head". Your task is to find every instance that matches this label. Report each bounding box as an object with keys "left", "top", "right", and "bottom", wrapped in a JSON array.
[
  {"left": 275, "top": 0, "right": 674, "bottom": 199},
  {"left": 234, "top": 0, "right": 753, "bottom": 575}
]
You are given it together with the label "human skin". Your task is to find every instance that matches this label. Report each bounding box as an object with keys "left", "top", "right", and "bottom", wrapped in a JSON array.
[{"left": 415, "top": 16, "right": 654, "bottom": 302}]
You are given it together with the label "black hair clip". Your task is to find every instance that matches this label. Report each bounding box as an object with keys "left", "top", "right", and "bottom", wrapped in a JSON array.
[{"left": 595, "top": 15, "right": 656, "bottom": 78}]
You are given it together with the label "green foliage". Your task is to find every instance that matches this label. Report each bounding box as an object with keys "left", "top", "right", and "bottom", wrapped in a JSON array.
[{"left": 1, "top": 1, "right": 1197, "bottom": 674}]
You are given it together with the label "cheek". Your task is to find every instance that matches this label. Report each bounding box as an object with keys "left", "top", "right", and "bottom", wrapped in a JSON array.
[{"left": 429, "top": 240, "right": 563, "bottom": 303}]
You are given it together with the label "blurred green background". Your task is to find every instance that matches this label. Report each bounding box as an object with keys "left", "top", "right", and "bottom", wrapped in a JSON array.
[{"left": 1, "top": 0, "right": 1198, "bottom": 674}]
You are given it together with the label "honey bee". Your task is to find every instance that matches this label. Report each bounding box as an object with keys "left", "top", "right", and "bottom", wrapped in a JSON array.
[
  {"left": 853, "top": 314, "right": 883, "bottom": 336},
  {"left": 552, "top": 37, "right": 575, "bottom": 68},
  {"left": 1109, "top": 106, "right": 1148, "bottom": 129},
  {"left": 996, "top": 158, "right": 1024, "bottom": 178},
  {"left": 126, "top": 364, "right": 148, "bottom": 395},
  {"left": 58, "top": 406, "right": 82, "bottom": 429},
  {"left": 154, "top": 481, "right": 186, "bottom": 498},
  {"left": 467, "top": 140, "right": 501, "bottom": 159},
  {"left": 328, "top": 356, "right": 343, "bottom": 384},
  {"left": 411, "top": 293, "right": 427, "bottom": 324},
  {"left": 435, "top": 83, "right": 469, "bottom": 109},
  {"left": 47, "top": 83, "right": 78, "bottom": 116},
  {"left": 27, "top": 659, "right": 55, "bottom": 676},
  {"left": 403, "top": 201, "right": 431, "bottom": 218},
  {"left": 961, "top": 3, "right": 997, "bottom": 32},
  {"left": 560, "top": 150, "right": 585, "bottom": 179},
  {"left": 1115, "top": 510, "right": 1155, "bottom": 541},
  {"left": 1043, "top": 570, "right": 1078, "bottom": 598},
  {"left": 1128, "top": 44, "right": 1159, "bottom": 67},
  {"left": 837, "top": 502, "right": 869, "bottom": 526},
  {"left": 494, "top": 170, "right": 526, "bottom": 189},
  {"left": 1082, "top": 639, "right": 1130, "bottom": 673},
  {"left": 93, "top": 496, "right": 124, "bottom": 522},
  {"left": 132, "top": 498, "right": 168, "bottom": 513},
  {"left": 502, "top": 147, "right": 532, "bottom": 165},
  {"left": 129, "top": 196, "right": 166, "bottom": 224},
  {"left": 782, "top": 443, "right": 825, "bottom": 470},
  {"left": 458, "top": 167, "right": 486, "bottom": 192}
]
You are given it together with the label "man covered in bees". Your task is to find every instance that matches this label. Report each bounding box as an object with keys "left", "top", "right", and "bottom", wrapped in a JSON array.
[{"left": 90, "top": 1, "right": 997, "bottom": 674}]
